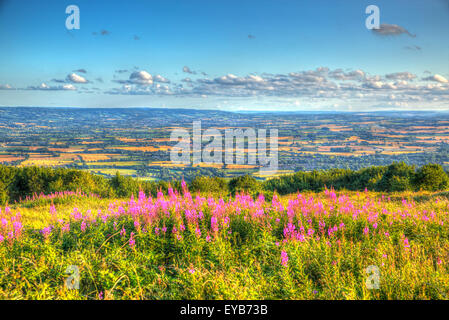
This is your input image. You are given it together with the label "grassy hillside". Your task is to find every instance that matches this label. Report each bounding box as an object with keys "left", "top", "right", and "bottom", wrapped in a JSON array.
[{"left": 1, "top": 188, "right": 448, "bottom": 299}]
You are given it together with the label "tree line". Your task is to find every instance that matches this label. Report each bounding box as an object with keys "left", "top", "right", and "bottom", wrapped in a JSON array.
[{"left": 0, "top": 162, "right": 448, "bottom": 205}]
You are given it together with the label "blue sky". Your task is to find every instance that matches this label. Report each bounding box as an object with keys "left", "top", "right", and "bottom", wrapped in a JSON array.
[{"left": 0, "top": 0, "right": 448, "bottom": 110}]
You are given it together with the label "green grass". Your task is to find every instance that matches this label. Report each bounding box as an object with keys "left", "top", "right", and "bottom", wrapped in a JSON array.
[{"left": 0, "top": 190, "right": 448, "bottom": 300}]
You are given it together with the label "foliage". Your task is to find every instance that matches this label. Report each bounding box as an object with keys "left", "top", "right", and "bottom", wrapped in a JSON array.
[
  {"left": 1, "top": 162, "right": 448, "bottom": 206},
  {"left": 413, "top": 164, "right": 449, "bottom": 192},
  {"left": 0, "top": 188, "right": 448, "bottom": 299}
]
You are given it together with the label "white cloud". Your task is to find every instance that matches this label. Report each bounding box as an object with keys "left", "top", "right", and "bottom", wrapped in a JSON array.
[
  {"left": 67, "top": 73, "right": 88, "bottom": 83},
  {"left": 153, "top": 74, "right": 170, "bottom": 83},
  {"left": 372, "top": 24, "right": 415, "bottom": 37},
  {"left": 0, "top": 84, "right": 14, "bottom": 90},
  {"left": 102, "top": 66, "right": 449, "bottom": 110},
  {"left": 329, "top": 69, "right": 365, "bottom": 81},
  {"left": 27, "top": 82, "right": 76, "bottom": 91},
  {"left": 385, "top": 72, "right": 416, "bottom": 80},
  {"left": 129, "top": 70, "right": 153, "bottom": 85},
  {"left": 114, "top": 70, "right": 172, "bottom": 87},
  {"left": 183, "top": 66, "right": 196, "bottom": 74},
  {"left": 423, "top": 74, "right": 448, "bottom": 83},
  {"left": 62, "top": 84, "right": 76, "bottom": 90}
]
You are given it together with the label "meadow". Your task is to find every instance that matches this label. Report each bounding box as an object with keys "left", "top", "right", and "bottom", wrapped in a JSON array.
[{"left": 1, "top": 185, "right": 448, "bottom": 300}]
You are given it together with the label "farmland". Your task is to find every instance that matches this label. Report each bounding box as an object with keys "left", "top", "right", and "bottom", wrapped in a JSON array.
[{"left": 1, "top": 107, "right": 449, "bottom": 181}]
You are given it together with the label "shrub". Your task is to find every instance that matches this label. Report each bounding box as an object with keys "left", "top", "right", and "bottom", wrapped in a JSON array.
[{"left": 413, "top": 164, "right": 449, "bottom": 191}]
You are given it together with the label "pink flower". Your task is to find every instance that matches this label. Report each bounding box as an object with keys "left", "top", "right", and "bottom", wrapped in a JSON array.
[
  {"left": 403, "top": 237, "right": 410, "bottom": 251},
  {"left": 363, "top": 226, "right": 369, "bottom": 236},
  {"left": 81, "top": 220, "right": 87, "bottom": 232},
  {"left": 189, "top": 268, "right": 195, "bottom": 274},
  {"left": 62, "top": 223, "right": 70, "bottom": 233},
  {"left": 211, "top": 216, "right": 218, "bottom": 233},
  {"left": 41, "top": 226, "right": 52, "bottom": 240},
  {"left": 129, "top": 232, "right": 135, "bottom": 248},
  {"left": 281, "top": 250, "right": 288, "bottom": 267}
]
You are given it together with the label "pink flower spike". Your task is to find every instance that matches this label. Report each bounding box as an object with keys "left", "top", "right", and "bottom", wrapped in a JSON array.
[{"left": 281, "top": 250, "right": 288, "bottom": 267}]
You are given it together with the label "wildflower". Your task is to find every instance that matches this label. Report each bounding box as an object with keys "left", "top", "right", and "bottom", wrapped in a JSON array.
[
  {"left": 62, "top": 223, "right": 70, "bottom": 233},
  {"left": 98, "top": 291, "right": 104, "bottom": 300},
  {"left": 0, "top": 234, "right": 3, "bottom": 242},
  {"left": 81, "top": 220, "right": 87, "bottom": 232},
  {"left": 50, "top": 204, "right": 57, "bottom": 219},
  {"left": 211, "top": 216, "right": 218, "bottom": 233},
  {"left": 363, "top": 226, "right": 369, "bottom": 236},
  {"left": 403, "top": 237, "right": 410, "bottom": 251},
  {"left": 13, "top": 221, "right": 23, "bottom": 238},
  {"left": 206, "top": 235, "right": 211, "bottom": 242},
  {"left": 189, "top": 268, "right": 195, "bottom": 274},
  {"left": 41, "top": 226, "right": 52, "bottom": 240},
  {"left": 129, "top": 232, "right": 135, "bottom": 248},
  {"left": 281, "top": 250, "right": 288, "bottom": 267},
  {"left": 120, "top": 227, "right": 126, "bottom": 237}
]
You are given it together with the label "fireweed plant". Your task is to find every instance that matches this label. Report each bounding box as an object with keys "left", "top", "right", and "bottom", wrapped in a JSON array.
[{"left": 0, "top": 184, "right": 448, "bottom": 299}]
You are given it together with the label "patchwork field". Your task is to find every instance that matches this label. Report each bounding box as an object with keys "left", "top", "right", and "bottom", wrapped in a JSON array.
[{"left": 1, "top": 108, "right": 449, "bottom": 182}]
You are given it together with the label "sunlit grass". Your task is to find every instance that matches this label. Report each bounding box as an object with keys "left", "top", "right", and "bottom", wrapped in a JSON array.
[{"left": 0, "top": 189, "right": 448, "bottom": 300}]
